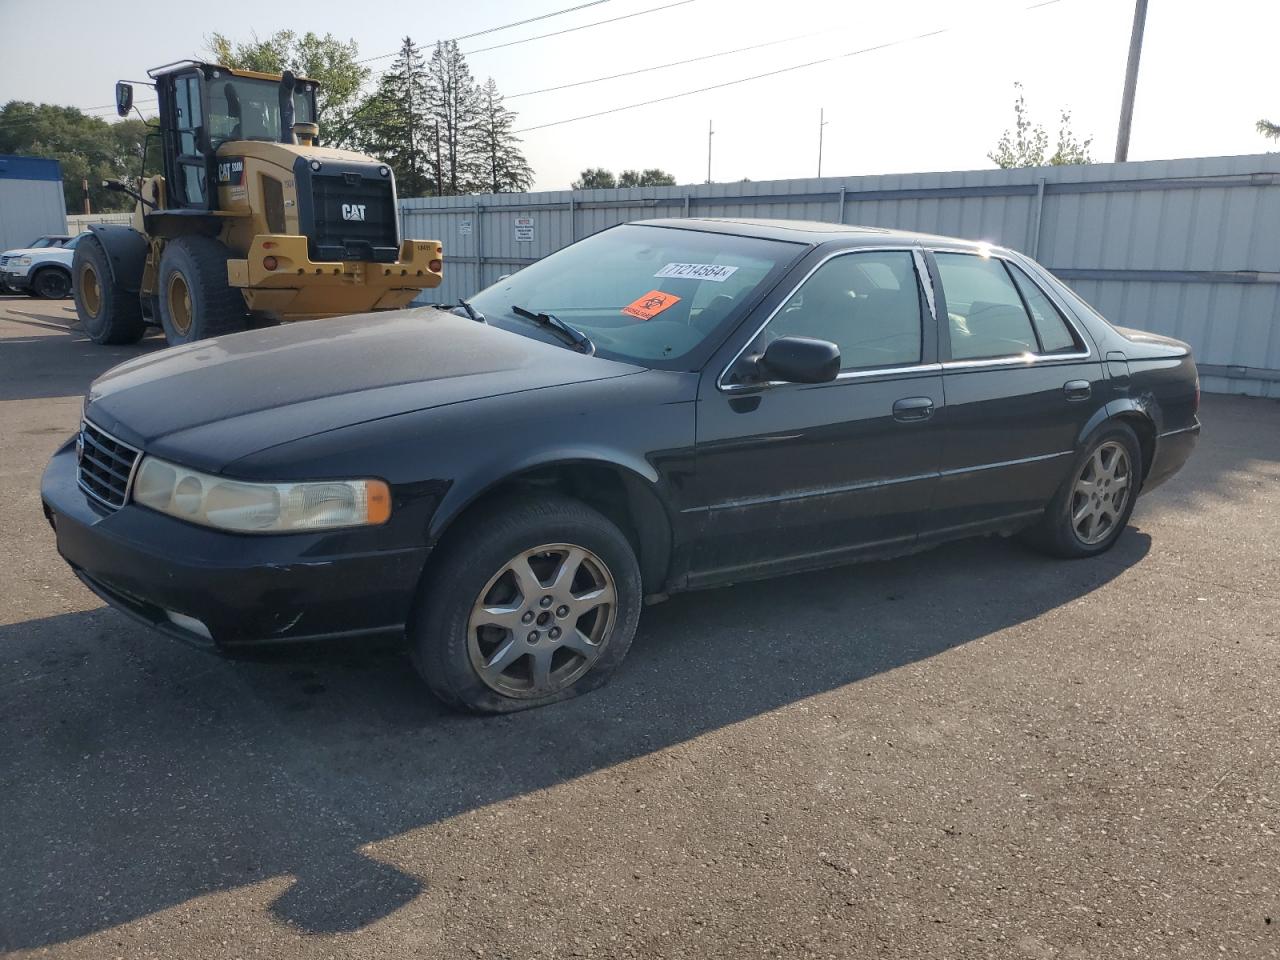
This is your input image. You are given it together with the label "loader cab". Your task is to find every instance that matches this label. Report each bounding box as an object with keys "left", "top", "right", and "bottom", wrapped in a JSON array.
[{"left": 148, "top": 62, "right": 318, "bottom": 212}]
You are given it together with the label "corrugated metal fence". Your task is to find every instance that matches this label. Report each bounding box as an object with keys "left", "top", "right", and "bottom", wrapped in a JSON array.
[{"left": 400, "top": 153, "right": 1280, "bottom": 398}]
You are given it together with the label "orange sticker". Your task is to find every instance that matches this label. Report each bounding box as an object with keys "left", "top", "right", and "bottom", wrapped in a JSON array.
[{"left": 621, "top": 290, "right": 681, "bottom": 321}]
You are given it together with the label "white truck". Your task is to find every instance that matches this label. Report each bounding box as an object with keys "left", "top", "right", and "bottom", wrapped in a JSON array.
[{"left": 0, "top": 233, "right": 80, "bottom": 298}]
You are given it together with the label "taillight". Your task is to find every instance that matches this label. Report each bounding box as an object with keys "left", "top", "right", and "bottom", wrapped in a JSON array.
[
  {"left": 263, "top": 256, "right": 278, "bottom": 271},
  {"left": 428, "top": 259, "right": 443, "bottom": 272}
]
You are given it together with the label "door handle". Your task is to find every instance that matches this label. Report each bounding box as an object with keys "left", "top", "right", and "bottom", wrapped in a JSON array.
[
  {"left": 892, "top": 396, "right": 934, "bottom": 422},
  {"left": 1063, "top": 380, "right": 1091, "bottom": 401}
]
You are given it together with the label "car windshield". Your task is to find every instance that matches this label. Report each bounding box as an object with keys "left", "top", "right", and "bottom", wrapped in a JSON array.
[
  {"left": 468, "top": 224, "right": 803, "bottom": 369},
  {"left": 29, "top": 237, "right": 67, "bottom": 249}
]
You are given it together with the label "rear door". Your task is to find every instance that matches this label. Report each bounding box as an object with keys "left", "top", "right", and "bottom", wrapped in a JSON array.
[
  {"left": 689, "top": 246, "right": 945, "bottom": 585},
  {"left": 925, "top": 249, "right": 1106, "bottom": 538}
]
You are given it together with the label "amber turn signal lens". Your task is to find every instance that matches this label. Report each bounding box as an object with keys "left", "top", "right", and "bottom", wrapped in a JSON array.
[
  {"left": 365, "top": 481, "right": 392, "bottom": 524},
  {"left": 263, "top": 256, "right": 279, "bottom": 271},
  {"left": 428, "top": 259, "right": 443, "bottom": 272}
]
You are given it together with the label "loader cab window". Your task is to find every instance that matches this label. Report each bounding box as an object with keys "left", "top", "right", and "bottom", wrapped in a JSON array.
[
  {"left": 206, "top": 77, "right": 317, "bottom": 148},
  {"left": 171, "top": 73, "right": 208, "bottom": 208}
]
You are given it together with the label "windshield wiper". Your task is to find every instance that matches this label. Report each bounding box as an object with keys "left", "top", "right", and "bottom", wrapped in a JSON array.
[
  {"left": 457, "top": 298, "right": 485, "bottom": 323},
  {"left": 511, "top": 304, "right": 595, "bottom": 355}
]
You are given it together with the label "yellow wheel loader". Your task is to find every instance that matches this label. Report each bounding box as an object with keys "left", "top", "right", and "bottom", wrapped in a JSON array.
[{"left": 73, "top": 60, "right": 443, "bottom": 346}]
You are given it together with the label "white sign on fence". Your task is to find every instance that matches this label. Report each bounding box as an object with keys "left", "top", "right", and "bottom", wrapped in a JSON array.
[
  {"left": 459, "top": 218, "right": 473, "bottom": 236},
  {"left": 513, "top": 216, "right": 535, "bottom": 242}
]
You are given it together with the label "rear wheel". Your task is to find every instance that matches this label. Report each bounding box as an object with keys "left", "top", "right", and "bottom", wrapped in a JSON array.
[
  {"left": 157, "top": 236, "right": 248, "bottom": 345},
  {"left": 411, "top": 496, "right": 643, "bottom": 713},
  {"left": 73, "top": 237, "right": 145, "bottom": 344},
  {"left": 31, "top": 268, "right": 71, "bottom": 299},
  {"left": 1024, "top": 422, "right": 1143, "bottom": 558}
]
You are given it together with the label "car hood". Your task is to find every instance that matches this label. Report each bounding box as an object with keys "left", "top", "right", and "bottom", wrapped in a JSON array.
[
  {"left": 86, "top": 308, "right": 643, "bottom": 473},
  {"left": 2, "top": 246, "right": 69, "bottom": 259}
]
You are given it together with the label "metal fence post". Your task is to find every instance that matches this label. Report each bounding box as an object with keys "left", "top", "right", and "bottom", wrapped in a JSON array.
[
  {"left": 1028, "top": 177, "right": 1046, "bottom": 259},
  {"left": 473, "top": 199, "right": 483, "bottom": 296},
  {"left": 569, "top": 192, "right": 576, "bottom": 242},
  {"left": 837, "top": 185, "right": 846, "bottom": 225}
]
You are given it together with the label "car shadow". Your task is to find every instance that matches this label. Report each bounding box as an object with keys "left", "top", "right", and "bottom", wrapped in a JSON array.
[{"left": 0, "top": 529, "right": 1151, "bottom": 949}]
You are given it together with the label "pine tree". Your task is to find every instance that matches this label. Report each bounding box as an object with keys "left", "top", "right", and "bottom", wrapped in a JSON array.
[
  {"left": 355, "top": 37, "right": 434, "bottom": 196},
  {"left": 477, "top": 78, "right": 533, "bottom": 193},
  {"left": 427, "top": 40, "right": 484, "bottom": 195}
]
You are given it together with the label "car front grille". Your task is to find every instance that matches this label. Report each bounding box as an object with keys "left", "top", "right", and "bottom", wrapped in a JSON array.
[
  {"left": 0, "top": 256, "right": 11, "bottom": 270},
  {"left": 77, "top": 419, "right": 142, "bottom": 510}
]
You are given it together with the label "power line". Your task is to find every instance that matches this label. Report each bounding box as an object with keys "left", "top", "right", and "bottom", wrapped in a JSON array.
[
  {"left": 358, "top": 0, "right": 618, "bottom": 63},
  {"left": 506, "top": 25, "right": 834, "bottom": 99},
  {"left": 464, "top": 0, "right": 695, "bottom": 56},
  {"left": 514, "top": 0, "right": 1063, "bottom": 134}
]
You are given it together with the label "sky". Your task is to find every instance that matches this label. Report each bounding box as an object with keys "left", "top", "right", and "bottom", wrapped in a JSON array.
[{"left": 0, "top": 0, "right": 1276, "bottom": 191}]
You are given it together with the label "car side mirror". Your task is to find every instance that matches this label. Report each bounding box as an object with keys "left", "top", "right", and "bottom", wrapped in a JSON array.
[
  {"left": 757, "top": 336, "right": 841, "bottom": 384},
  {"left": 115, "top": 82, "right": 134, "bottom": 118}
]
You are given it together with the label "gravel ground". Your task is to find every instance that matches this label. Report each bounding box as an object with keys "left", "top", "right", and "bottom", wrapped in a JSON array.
[{"left": 1, "top": 295, "right": 1277, "bottom": 959}]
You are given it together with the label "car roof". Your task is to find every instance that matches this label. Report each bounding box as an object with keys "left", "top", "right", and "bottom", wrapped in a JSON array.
[{"left": 632, "top": 217, "right": 993, "bottom": 252}]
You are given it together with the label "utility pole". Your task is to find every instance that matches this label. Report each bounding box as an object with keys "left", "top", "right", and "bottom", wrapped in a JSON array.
[
  {"left": 81, "top": 179, "right": 90, "bottom": 215},
  {"left": 1114, "top": 0, "right": 1149, "bottom": 162},
  {"left": 817, "top": 108, "right": 828, "bottom": 178},
  {"left": 706, "top": 119, "right": 714, "bottom": 184}
]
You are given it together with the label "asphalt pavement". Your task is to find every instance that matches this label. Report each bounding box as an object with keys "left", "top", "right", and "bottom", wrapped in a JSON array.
[{"left": 1, "top": 294, "right": 1277, "bottom": 959}]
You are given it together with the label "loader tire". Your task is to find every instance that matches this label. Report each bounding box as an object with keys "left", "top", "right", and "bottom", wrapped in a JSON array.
[
  {"left": 73, "top": 236, "right": 145, "bottom": 345},
  {"left": 157, "top": 236, "right": 248, "bottom": 345}
]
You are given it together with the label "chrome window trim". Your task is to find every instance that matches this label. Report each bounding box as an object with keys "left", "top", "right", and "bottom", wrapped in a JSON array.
[
  {"left": 716, "top": 245, "right": 937, "bottom": 393},
  {"left": 77, "top": 417, "right": 143, "bottom": 510},
  {"left": 934, "top": 249, "right": 1095, "bottom": 369}
]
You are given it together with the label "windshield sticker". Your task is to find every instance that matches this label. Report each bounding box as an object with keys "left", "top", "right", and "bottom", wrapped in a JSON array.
[
  {"left": 654, "top": 262, "right": 739, "bottom": 282},
  {"left": 622, "top": 290, "right": 682, "bottom": 321}
]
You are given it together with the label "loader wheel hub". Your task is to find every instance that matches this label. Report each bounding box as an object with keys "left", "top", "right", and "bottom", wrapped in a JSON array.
[
  {"left": 167, "top": 273, "right": 193, "bottom": 336},
  {"left": 80, "top": 263, "right": 101, "bottom": 318}
]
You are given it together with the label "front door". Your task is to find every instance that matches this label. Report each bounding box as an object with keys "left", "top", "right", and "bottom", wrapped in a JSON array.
[{"left": 689, "top": 247, "right": 944, "bottom": 585}]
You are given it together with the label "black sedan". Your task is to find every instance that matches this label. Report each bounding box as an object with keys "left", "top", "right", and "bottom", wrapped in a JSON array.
[{"left": 42, "top": 218, "right": 1200, "bottom": 712}]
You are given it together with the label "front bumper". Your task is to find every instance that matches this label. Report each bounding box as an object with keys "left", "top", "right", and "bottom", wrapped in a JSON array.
[
  {"left": 40, "top": 439, "right": 428, "bottom": 649},
  {"left": 2, "top": 270, "right": 30, "bottom": 290}
]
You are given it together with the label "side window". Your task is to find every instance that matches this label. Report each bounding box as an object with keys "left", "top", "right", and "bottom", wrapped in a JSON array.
[
  {"left": 1007, "top": 263, "right": 1081, "bottom": 353},
  {"left": 759, "top": 250, "right": 924, "bottom": 371},
  {"left": 935, "top": 253, "right": 1039, "bottom": 361}
]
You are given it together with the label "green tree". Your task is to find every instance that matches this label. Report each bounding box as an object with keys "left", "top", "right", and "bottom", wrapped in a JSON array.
[
  {"left": 206, "top": 30, "right": 369, "bottom": 149},
  {"left": 353, "top": 38, "right": 435, "bottom": 196},
  {"left": 571, "top": 168, "right": 617, "bottom": 189},
  {"left": 1258, "top": 119, "right": 1280, "bottom": 142},
  {"left": 989, "top": 82, "right": 1093, "bottom": 169},
  {"left": 618, "top": 168, "right": 676, "bottom": 187},
  {"left": 476, "top": 78, "right": 532, "bottom": 193},
  {"left": 0, "top": 102, "right": 159, "bottom": 213},
  {"left": 426, "top": 40, "right": 483, "bottom": 195}
]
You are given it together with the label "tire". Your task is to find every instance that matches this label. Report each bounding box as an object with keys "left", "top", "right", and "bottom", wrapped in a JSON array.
[
  {"left": 31, "top": 267, "right": 72, "bottom": 299},
  {"left": 73, "top": 237, "right": 146, "bottom": 344},
  {"left": 410, "top": 496, "right": 643, "bottom": 713},
  {"left": 156, "top": 236, "right": 248, "bottom": 345},
  {"left": 1024, "top": 421, "right": 1143, "bottom": 559}
]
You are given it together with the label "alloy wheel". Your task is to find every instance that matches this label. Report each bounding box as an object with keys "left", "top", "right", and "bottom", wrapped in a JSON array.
[
  {"left": 467, "top": 543, "right": 617, "bottom": 699},
  {"left": 1071, "top": 440, "right": 1132, "bottom": 545}
]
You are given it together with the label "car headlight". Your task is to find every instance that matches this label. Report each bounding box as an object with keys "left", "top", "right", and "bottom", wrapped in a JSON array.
[
  {"left": 14, "top": 257, "right": 31, "bottom": 266},
  {"left": 131, "top": 456, "right": 391, "bottom": 533}
]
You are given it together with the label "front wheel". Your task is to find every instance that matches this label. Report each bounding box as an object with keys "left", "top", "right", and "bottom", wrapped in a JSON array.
[
  {"left": 156, "top": 236, "right": 248, "bottom": 345},
  {"left": 31, "top": 268, "right": 72, "bottom": 299},
  {"left": 1025, "top": 422, "right": 1143, "bottom": 558},
  {"left": 411, "top": 497, "right": 643, "bottom": 713}
]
